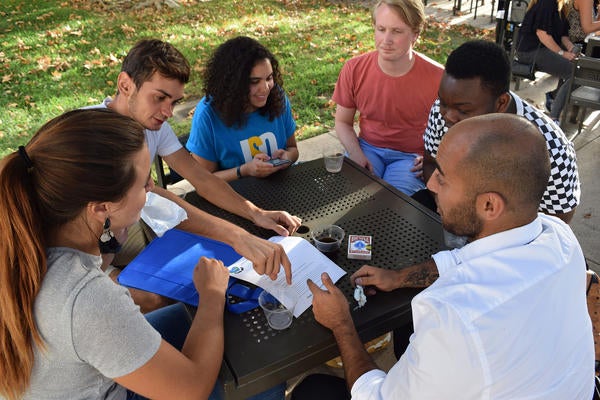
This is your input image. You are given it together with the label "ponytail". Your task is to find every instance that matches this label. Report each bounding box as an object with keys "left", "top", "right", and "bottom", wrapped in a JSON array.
[
  {"left": 0, "top": 108, "right": 145, "bottom": 399},
  {"left": 0, "top": 150, "right": 46, "bottom": 400}
]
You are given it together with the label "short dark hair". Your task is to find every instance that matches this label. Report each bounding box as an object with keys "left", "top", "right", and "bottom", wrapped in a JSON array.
[
  {"left": 445, "top": 40, "right": 510, "bottom": 97},
  {"left": 458, "top": 113, "right": 550, "bottom": 212},
  {"left": 202, "top": 36, "right": 285, "bottom": 128},
  {"left": 121, "top": 39, "right": 190, "bottom": 89}
]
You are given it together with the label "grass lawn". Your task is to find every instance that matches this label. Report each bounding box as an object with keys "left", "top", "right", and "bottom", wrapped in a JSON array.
[{"left": 0, "top": 0, "right": 493, "bottom": 158}]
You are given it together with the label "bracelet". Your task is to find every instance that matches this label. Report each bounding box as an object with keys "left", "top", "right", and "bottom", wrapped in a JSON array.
[{"left": 236, "top": 165, "right": 243, "bottom": 179}]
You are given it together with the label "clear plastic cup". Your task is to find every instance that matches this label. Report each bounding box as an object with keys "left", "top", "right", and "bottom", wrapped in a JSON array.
[
  {"left": 324, "top": 152, "right": 343, "bottom": 173},
  {"left": 323, "top": 143, "right": 345, "bottom": 173},
  {"left": 258, "top": 290, "right": 293, "bottom": 330},
  {"left": 311, "top": 224, "right": 345, "bottom": 252}
]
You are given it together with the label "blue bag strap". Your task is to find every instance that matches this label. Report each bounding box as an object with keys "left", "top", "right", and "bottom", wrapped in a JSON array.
[{"left": 226, "top": 277, "right": 263, "bottom": 314}]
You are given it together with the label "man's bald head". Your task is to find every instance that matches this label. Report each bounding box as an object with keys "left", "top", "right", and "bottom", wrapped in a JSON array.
[{"left": 441, "top": 113, "right": 550, "bottom": 215}]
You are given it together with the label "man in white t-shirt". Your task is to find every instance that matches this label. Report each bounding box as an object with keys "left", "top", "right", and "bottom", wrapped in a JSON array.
[
  {"left": 292, "top": 113, "right": 594, "bottom": 399},
  {"left": 89, "top": 39, "right": 301, "bottom": 310}
]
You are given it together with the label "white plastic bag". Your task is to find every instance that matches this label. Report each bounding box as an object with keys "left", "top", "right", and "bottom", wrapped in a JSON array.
[{"left": 140, "top": 192, "right": 188, "bottom": 237}]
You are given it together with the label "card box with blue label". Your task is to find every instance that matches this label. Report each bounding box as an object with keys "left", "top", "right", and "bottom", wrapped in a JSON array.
[{"left": 347, "top": 234, "right": 372, "bottom": 260}]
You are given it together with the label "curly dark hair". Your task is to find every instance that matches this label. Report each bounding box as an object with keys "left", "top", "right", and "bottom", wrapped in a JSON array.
[
  {"left": 445, "top": 40, "right": 510, "bottom": 98},
  {"left": 202, "top": 36, "right": 285, "bottom": 128}
]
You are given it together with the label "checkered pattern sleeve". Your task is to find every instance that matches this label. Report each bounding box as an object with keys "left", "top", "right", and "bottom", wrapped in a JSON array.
[
  {"left": 520, "top": 101, "right": 581, "bottom": 214},
  {"left": 424, "top": 99, "right": 448, "bottom": 158}
]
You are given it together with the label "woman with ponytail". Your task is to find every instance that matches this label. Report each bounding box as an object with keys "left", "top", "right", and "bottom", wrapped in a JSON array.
[{"left": 0, "top": 108, "right": 232, "bottom": 400}]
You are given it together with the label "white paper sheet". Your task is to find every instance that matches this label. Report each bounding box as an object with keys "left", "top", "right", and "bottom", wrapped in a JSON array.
[{"left": 227, "top": 236, "right": 346, "bottom": 318}]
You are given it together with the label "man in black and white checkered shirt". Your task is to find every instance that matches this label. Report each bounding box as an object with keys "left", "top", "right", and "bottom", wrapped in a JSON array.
[{"left": 422, "top": 40, "right": 580, "bottom": 223}]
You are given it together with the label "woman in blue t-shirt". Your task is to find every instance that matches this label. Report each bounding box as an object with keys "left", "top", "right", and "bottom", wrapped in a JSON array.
[{"left": 187, "top": 36, "right": 299, "bottom": 182}]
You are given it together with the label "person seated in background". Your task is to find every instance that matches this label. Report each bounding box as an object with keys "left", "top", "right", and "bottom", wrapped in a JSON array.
[
  {"left": 0, "top": 109, "right": 232, "bottom": 400},
  {"left": 516, "top": 0, "right": 576, "bottom": 121},
  {"left": 186, "top": 36, "right": 298, "bottom": 182},
  {"left": 291, "top": 113, "right": 594, "bottom": 400},
  {"left": 87, "top": 39, "right": 301, "bottom": 311},
  {"left": 332, "top": 0, "right": 443, "bottom": 196},
  {"left": 568, "top": 0, "right": 600, "bottom": 53},
  {"left": 421, "top": 40, "right": 579, "bottom": 225}
]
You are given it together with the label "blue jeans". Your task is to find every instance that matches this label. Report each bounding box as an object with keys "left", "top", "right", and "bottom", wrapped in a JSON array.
[
  {"left": 128, "top": 303, "right": 285, "bottom": 400},
  {"left": 359, "top": 139, "right": 425, "bottom": 196}
]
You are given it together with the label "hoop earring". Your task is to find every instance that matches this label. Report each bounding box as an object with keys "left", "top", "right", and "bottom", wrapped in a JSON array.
[{"left": 98, "top": 218, "right": 122, "bottom": 254}]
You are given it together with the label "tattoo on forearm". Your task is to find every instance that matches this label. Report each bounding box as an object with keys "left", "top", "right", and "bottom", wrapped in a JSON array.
[{"left": 406, "top": 269, "right": 438, "bottom": 288}]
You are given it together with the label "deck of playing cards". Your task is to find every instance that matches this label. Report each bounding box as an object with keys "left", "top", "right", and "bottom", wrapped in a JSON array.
[{"left": 347, "top": 235, "right": 372, "bottom": 260}]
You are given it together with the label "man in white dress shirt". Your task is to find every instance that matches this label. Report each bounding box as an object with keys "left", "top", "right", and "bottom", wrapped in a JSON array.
[{"left": 292, "top": 113, "right": 594, "bottom": 399}]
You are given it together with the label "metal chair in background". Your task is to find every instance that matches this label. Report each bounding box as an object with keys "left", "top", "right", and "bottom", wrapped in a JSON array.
[
  {"left": 496, "top": 0, "right": 527, "bottom": 49},
  {"left": 154, "top": 155, "right": 171, "bottom": 189},
  {"left": 510, "top": 25, "right": 539, "bottom": 90},
  {"left": 586, "top": 36, "right": 600, "bottom": 58},
  {"left": 508, "top": 0, "right": 528, "bottom": 23},
  {"left": 497, "top": 0, "right": 538, "bottom": 90},
  {"left": 560, "top": 56, "right": 600, "bottom": 139},
  {"left": 154, "top": 134, "right": 189, "bottom": 188}
]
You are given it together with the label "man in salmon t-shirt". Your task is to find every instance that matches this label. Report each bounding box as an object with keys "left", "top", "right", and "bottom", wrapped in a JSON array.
[{"left": 333, "top": 0, "right": 443, "bottom": 196}]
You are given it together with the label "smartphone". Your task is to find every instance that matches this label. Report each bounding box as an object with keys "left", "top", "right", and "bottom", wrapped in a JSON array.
[{"left": 266, "top": 158, "right": 292, "bottom": 166}]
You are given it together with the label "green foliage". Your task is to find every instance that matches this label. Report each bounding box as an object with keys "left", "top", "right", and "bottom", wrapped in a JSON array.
[{"left": 0, "top": 0, "right": 493, "bottom": 157}]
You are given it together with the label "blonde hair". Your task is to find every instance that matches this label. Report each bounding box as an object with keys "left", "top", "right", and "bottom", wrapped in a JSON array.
[
  {"left": 527, "top": 0, "right": 569, "bottom": 17},
  {"left": 372, "top": 0, "right": 426, "bottom": 34}
]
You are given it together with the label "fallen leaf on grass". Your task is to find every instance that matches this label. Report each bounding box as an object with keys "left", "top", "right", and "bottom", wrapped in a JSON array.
[
  {"left": 120, "top": 24, "right": 136, "bottom": 37},
  {"left": 107, "top": 53, "right": 120, "bottom": 66},
  {"left": 36, "top": 56, "right": 52, "bottom": 71},
  {"left": 16, "top": 39, "right": 31, "bottom": 51}
]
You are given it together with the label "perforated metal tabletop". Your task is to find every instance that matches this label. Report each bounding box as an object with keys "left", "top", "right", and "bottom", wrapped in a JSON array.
[{"left": 185, "top": 158, "right": 445, "bottom": 399}]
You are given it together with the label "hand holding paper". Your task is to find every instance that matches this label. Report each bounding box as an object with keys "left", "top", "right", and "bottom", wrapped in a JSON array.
[{"left": 227, "top": 236, "right": 346, "bottom": 318}]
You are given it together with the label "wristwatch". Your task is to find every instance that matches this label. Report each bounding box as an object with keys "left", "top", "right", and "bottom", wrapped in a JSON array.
[{"left": 558, "top": 50, "right": 564, "bottom": 56}]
